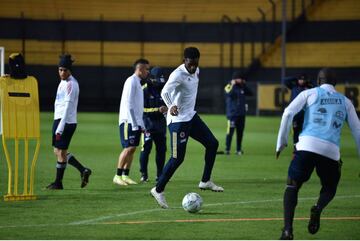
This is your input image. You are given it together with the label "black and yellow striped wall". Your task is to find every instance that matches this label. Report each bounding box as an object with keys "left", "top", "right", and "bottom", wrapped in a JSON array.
[{"left": 0, "top": 0, "right": 359, "bottom": 113}]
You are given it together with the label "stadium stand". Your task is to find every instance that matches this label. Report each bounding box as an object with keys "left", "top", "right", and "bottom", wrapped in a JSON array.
[
  {"left": 0, "top": 0, "right": 358, "bottom": 113},
  {"left": 1, "top": 0, "right": 306, "bottom": 22}
]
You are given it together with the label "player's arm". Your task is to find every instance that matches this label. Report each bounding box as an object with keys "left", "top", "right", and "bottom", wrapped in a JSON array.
[
  {"left": 345, "top": 98, "right": 360, "bottom": 157},
  {"left": 161, "top": 72, "right": 181, "bottom": 116},
  {"left": 276, "top": 89, "right": 309, "bottom": 158},
  {"left": 224, "top": 80, "right": 235, "bottom": 95},
  {"left": 127, "top": 80, "right": 140, "bottom": 130},
  {"left": 55, "top": 81, "right": 75, "bottom": 136}
]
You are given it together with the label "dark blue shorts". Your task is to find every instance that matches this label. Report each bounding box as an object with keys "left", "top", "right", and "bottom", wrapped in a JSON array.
[
  {"left": 52, "top": 119, "right": 77, "bottom": 150},
  {"left": 119, "top": 122, "right": 141, "bottom": 148},
  {"left": 288, "top": 151, "right": 341, "bottom": 187},
  {"left": 168, "top": 114, "right": 217, "bottom": 160}
]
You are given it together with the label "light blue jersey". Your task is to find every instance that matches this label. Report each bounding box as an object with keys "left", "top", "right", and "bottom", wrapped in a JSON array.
[{"left": 300, "top": 87, "right": 346, "bottom": 146}]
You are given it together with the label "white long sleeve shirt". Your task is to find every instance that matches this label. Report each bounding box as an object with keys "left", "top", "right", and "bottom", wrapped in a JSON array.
[
  {"left": 276, "top": 84, "right": 360, "bottom": 161},
  {"left": 54, "top": 75, "right": 79, "bottom": 134},
  {"left": 119, "top": 74, "right": 144, "bottom": 130},
  {"left": 161, "top": 64, "right": 199, "bottom": 125}
]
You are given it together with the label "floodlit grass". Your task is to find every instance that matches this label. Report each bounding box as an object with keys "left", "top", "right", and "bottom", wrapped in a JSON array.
[{"left": 0, "top": 112, "right": 359, "bottom": 239}]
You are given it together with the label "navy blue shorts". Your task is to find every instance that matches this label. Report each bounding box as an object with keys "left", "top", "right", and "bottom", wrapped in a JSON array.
[
  {"left": 168, "top": 114, "right": 217, "bottom": 160},
  {"left": 288, "top": 151, "right": 341, "bottom": 187},
  {"left": 119, "top": 122, "right": 141, "bottom": 148},
  {"left": 52, "top": 119, "right": 77, "bottom": 150}
]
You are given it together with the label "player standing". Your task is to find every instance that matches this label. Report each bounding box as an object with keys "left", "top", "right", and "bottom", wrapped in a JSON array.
[
  {"left": 46, "top": 54, "right": 92, "bottom": 190},
  {"left": 139, "top": 67, "right": 168, "bottom": 182},
  {"left": 224, "top": 72, "right": 252, "bottom": 155},
  {"left": 113, "top": 59, "right": 150, "bottom": 186},
  {"left": 283, "top": 74, "right": 314, "bottom": 149}
]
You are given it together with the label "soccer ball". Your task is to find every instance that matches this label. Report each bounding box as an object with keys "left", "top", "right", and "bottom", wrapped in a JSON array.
[{"left": 182, "top": 192, "right": 203, "bottom": 213}]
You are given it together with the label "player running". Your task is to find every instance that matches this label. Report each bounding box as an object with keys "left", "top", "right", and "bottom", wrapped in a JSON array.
[{"left": 276, "top": 68, "right": 360, "bottom": 239}]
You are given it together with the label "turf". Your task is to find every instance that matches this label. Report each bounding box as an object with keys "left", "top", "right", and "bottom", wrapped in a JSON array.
[{"left": 0, "top": 113, "right": 359, "bottom": 239}]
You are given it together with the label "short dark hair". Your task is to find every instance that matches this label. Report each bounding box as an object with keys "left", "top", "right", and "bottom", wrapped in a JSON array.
[
  {"left": 133, "top": 58, "right": 149, "bottom": 69},
  {"left": 317, "top": 68, "right": 337, "bottom": 86},
  {"left": 298, "top": 73, "right": 309, "bottom": 81},
  {"left": 184, "top": 47, "right": 200, "bottom": 59},
  {"left": 59, "top": 54, "right": 74, "bottom": 71},
  {"left": 232, "top": 71, "right": 244, "bottom": 80}
]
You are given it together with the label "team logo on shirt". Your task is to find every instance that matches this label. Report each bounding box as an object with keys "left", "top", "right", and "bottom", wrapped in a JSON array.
[
  {"left": 333, "top": 121, "right": 341, "bottom": 129},
  {"left": 335, "top": 111, "right": 344, "bottom": 120},
  {"left": 316, "top": 107, "right": 327, "bottom": 114}
]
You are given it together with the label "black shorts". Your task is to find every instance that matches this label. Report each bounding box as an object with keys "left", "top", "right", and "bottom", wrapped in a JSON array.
[
  {"left": 52, "top": 119, "right": 77, "bottom": 150},
  {"left": 288, "top": 151, "right": 341, "bottom": 187}
]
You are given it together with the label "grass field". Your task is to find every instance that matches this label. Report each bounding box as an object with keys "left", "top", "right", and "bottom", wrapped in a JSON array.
[{"left": 0, "top": 112, "right": 359, "bottom": 239}]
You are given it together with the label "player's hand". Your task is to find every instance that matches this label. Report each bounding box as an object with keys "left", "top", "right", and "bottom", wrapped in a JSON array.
[
  {"left": 170, "top": 106, "right": 179, "bottom": 116},
  {"left": 276, "top": 144, "right": 286, "bottom": 159},
  {"left": 55, "top": 133, "right": 61, "bottom": 141},
  {"left": 159, "top": 106, "right": 168, "bottom": 113}
]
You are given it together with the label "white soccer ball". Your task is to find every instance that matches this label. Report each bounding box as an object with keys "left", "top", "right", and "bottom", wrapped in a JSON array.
[{"left": 182, "top": 192, "right": 203, "bottom": 213}]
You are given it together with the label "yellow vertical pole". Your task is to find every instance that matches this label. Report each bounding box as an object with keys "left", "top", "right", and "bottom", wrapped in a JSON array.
[
  {"left": 14, "top": 138, "right": 19, "bottom": 195},
  {"left": 14, "top": 95, "right": 18, "bottom": 196},
  {"left": 2, "top": 137, "right": 12, "bottom": 196},
  {"left": 29, "top": 139, "right": 40, "bottom": 195},
  {"left": 24, "top": 97, "right": 29, "bottom": 195},
  {"left": 24, "top": 138, "right": 29, "bottom": 195}
]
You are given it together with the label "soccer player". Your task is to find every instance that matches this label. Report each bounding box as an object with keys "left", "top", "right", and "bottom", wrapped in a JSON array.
[
  {"left": 139, "top": 67, "right": 168, "bottom": 182},
  {"left": 283, "top": 74, "right": 314, "bottom": 148},
  {"left": 224, "top": 72, "right": 252, "bottom": 155},
  {"left": 276, "top": 68, "right": 360, "bottom": 240},
  {"left": 150, "top": 47, "right": 224, "bottom": 209},
  {"left": 113, "top": 58, "right": 150, "bottom": 186},
  {"left": 46, "top": 54, "right": 92, "bottom": 190}
]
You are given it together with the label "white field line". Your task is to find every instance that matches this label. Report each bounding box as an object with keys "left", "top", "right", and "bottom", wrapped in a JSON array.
[
  {"left": 0, "top": 194, "right": 359, "bottom": 229},
  {"left": 103, "top": 216, "right": 360, "bottom": 225}
]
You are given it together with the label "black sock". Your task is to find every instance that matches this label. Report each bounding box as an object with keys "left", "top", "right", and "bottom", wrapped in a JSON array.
[
  {"left": 283, "top": 186, "right": 299, "bottom": 231},
  {"left": 117, "top": 168, "right": 123, "bottom": 176},
  {"left": 123, "top": 169, "right": 130, "bottom": 176},
  {"left": 55, "top": 161, "right": 66, "bottom": 183},
  {"left": 67, "top": 153, "right": 85, "bottom": 174}
]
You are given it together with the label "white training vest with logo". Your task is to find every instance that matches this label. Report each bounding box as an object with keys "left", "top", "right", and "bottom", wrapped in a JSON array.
[{"left": 300, "top": 87, "right": 347, "bottom": 147}]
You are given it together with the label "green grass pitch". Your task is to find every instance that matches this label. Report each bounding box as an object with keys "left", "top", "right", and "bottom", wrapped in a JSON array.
[{"left": 0, "top": 112, "right": 359, "bottom": 239}]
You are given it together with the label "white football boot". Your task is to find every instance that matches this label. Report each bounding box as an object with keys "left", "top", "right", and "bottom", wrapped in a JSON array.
[
  {"left": 199, "top": 180, "right": 224, "bottom": 192},
  {"left": 150, "top": 187, "right": 169, "bottom": 209}
]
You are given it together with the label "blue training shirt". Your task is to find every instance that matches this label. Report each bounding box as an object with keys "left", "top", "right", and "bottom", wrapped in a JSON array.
[{"left": 300, "top": 87, "right": 346, "bottom": 146}]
